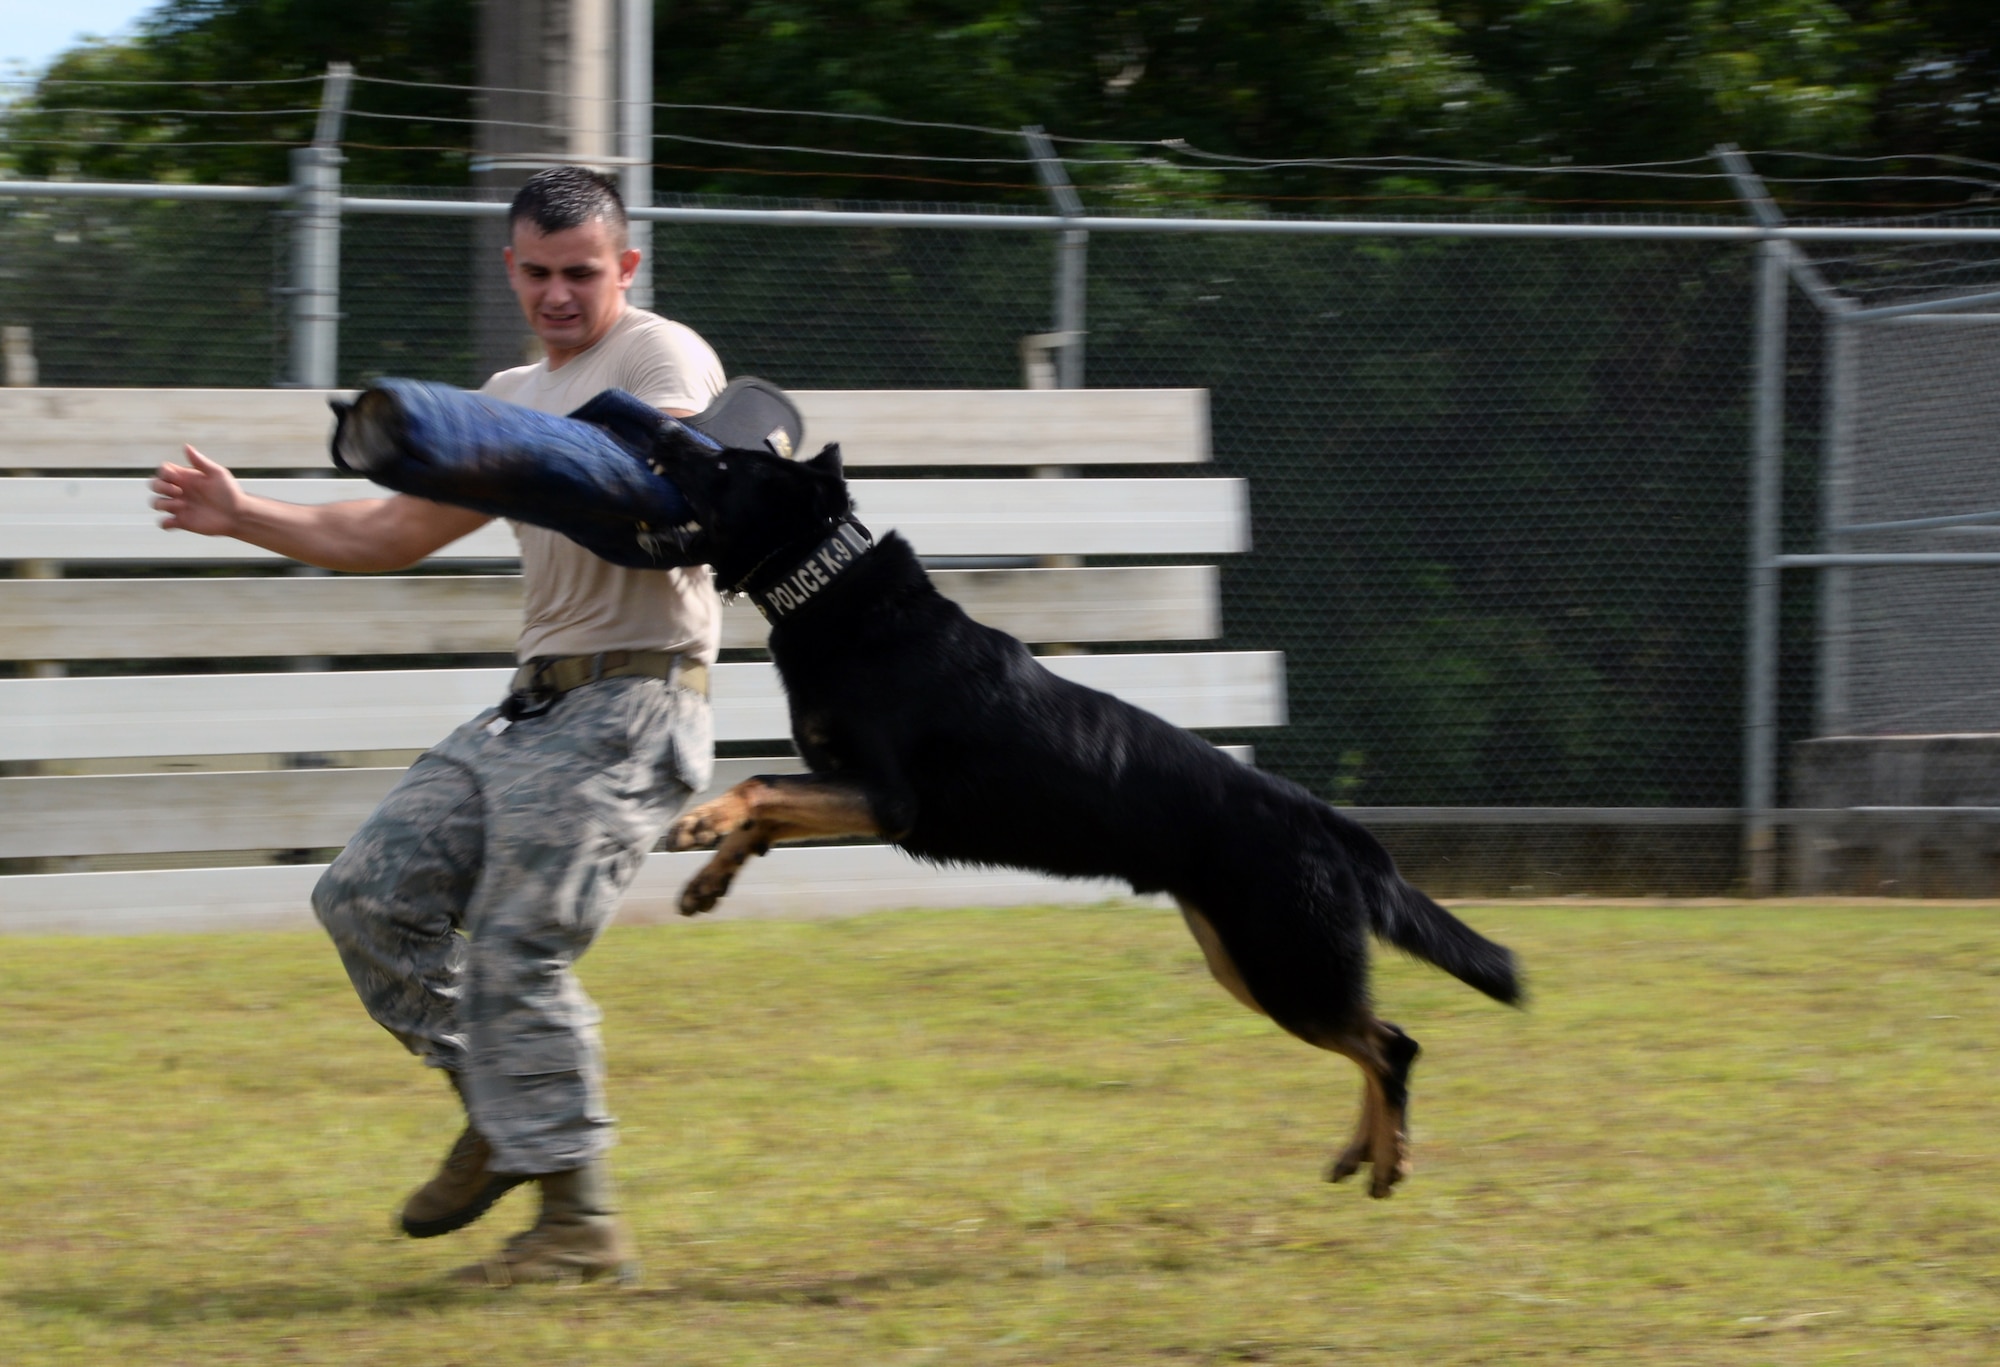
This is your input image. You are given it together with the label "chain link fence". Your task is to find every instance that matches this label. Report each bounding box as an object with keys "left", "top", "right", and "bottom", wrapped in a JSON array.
[
  {"left": 4, "top": 187, "right": 1847, "bottom": 892},
  {"left": 1783, "top": 237, "right": 2000, "bottom": 739},
  {"left": 0, "top": 193, "right": 286, "bottom": 386}
]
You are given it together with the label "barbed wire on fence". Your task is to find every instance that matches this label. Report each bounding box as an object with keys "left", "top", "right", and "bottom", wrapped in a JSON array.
[{"left": 12, "top": 70, "right": 2000, "bottom": 213}]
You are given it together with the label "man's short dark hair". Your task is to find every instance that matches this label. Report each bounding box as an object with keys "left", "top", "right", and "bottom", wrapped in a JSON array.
[{"left": 509, "top": 167, "right": 628, "bottom": 243}]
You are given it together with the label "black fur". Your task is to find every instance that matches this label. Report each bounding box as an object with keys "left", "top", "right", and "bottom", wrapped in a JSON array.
[
  {"left": 662, "top": 437, "right": 1522, "bottom": 1187},
  {"left": 664, "top": 437, "right": 1520, "bottom": 1183}
]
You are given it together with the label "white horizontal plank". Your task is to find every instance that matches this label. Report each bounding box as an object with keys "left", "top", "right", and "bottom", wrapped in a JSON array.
[
  {"left": 919, "top": 564, "right": 1221, "bottom": 643},
  {"left": 0, "top": 653, "right": 1284, "bottom": 762},
  {"left": 0, "top": 565, "right": 1220, "bottom": 660},
  {"left": 1338, "top": 807, "right": 1743, "bottom": 826},
  {"left": 0, "top": 387, "right": 1207, "bottom": 470},
  {"left": 0, "top": 668, "right": 520, "bottom": 762},
  {"left": 0, "top": 477, "right": 519, "bottom": 561},
  {"left": 0, "top": 767, "right": 400, "bottom": 859},
  {"left": 0, "top": 574, "right": 523, "bottom": 659},
  {"left": 792, "top": 389, "right": 1209, "bottom": 466},
  {"left": 0, "top": 388, "right": 355, "bottom": 471},
  {"left": 0, "top": 748, "right": 1253, "bottom": 860},
  {"left": 1043, "top": 651, "right": 1287, "bottom": 730},
  {"left": 0, "top": 845, "right": 1155, "bottom": 935},
  {"left": 852, "top": 479, "right": 1247, "bottom": 556},
  {"left": 0, "top": 757, "right": 807, "bottom": 859},
  {"left": 0, "top": 477, "right": 1247, "bottom": 560}
]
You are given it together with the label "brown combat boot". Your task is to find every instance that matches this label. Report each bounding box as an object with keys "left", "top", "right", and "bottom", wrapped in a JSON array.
[
  {"left": 400, "top": 1124, "right": 532, "bottom": 1238},
  {"left": 450, "top": 1161, "right": 638, "bottom": 1287}
]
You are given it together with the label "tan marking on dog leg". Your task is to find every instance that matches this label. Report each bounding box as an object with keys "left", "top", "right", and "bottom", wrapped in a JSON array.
[
  {"left": 1170, "top": 903, "right": 1413, "bottom": 1193},
  {"left": 1358, "top": 1068, "right": 1409, "bottom": 1198},
  {"left": 1176, "top": 900, "right": 1267, "bottom": 1017},
  {"left": 668, "top": 782, "right": 761, "bottom": 851},
  {"left": 1304, "top": 1017, "right": 1415, "bottom": 1197},
  {"left": 679, "top": 826, "right": 764, "bottom": 916},
  {"left": 1325, "top": 1078, "right": 1375, "bottom": 1184},
  {"left": 741, "top": 778, "right": 883, "bottom": 845},
  {"left": 671, "top": 776, "right": 883, "bottom": 854},
  {"left": 677, "top": 777, "right": 886, "bottom": 916}
]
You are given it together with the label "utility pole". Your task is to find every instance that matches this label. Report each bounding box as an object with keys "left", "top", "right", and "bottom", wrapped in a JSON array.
[
  {"left": 289, "top": 62, "right": 352, "bottom": 389},
  {"left": 472, "top": 0, "right": 621, "bottom": 378},
  {"left": 619, "top": 0, "right": 654, "bottom": 309}
]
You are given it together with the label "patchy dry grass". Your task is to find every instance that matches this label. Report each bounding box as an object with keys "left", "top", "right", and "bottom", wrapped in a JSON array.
[{"left": 3, "top": 901, "right": 1997, "bottom": 1364}]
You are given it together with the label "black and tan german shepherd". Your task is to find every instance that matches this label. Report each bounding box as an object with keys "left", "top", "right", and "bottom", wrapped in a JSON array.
[{"left": 662, "top": 438, "right": 1523, "bottom": 1197}]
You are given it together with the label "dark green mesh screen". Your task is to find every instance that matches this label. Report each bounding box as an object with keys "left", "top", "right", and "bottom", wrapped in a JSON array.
[{"left": 2, "top": 190, "right": 1796, "bottom": 890}]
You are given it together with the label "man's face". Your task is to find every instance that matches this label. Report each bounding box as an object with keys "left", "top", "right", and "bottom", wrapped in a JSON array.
[{"left": 503, "top": 216, "right": 640, "bottom": 364}]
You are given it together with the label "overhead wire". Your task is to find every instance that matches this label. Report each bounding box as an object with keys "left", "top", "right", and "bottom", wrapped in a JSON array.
[
  {"left": 27, "top": 75, "right": 323, "bottom": 87},
  {"left": 11, "top": 73, "right": 2000, "bottom": 212},
  {"left": 1750, "top": 149, "right": 2000, "bottom": 177},
  {"left": 22, "top": 106, "right": 322, "bottom": 118},
  {"left": 347, "top": 72, "right": 1166, "bottom": 145},
  {"left": 342, "top": 107, "right": 1043, "bottom": 163},
  {"left": 2, "top": 138, "right": 306, "bottom": 149}
]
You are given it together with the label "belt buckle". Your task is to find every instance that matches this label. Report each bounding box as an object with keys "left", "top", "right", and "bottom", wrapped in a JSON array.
[{"left": 500, "top": 657, "right": 561, "bottom": 722}]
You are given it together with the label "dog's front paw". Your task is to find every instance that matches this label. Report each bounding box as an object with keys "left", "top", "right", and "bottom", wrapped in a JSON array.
[
  {"left": 678, "top": 865, "right": 733, "bottom": 917},
  {"left": 668, "top": 796, "right": 745, "bottom": 851}
]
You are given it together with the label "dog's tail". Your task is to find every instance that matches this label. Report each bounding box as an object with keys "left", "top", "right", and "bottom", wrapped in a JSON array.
[{"left": 1369, "top": 874, "right": 1524, "bottom": 1007}]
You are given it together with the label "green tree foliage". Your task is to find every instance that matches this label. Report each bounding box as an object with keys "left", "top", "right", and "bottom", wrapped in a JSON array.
[
  {"left": 7, "top": 2, "right": 2000, "bottom": 207},
  {"left": 3, "top": 0, "right": 473, "bottom": 185},
  {"left": 1448, "top": 0, "right": 1868, "bottom": 207},
  {"left": 656, "top": 1, "right": 1500, "bottom": 204},
  {"left": 640, "top": 1, "right": 2000, "bottom": 209},
  {"left": 1842, "top": 1, "right": 2000, "bottom": 163}
]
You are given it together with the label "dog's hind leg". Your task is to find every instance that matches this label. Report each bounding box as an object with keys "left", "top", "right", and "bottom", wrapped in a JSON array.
[
  {"left": 1317, "top": 1018, "right": 1420, "bottom": 1198},
  {"left": 669, "top": 774, "right": 886, "bottom": 916},
  {"left": 1324, "top": 1081, "right": 1377, "bottom": 1187},
  {"left": 1176, "top": 900, "right": 1268, "bottom": 1018},
  {"left": 1173, "top": 900, "right": 1420, "bottom": 1197}
]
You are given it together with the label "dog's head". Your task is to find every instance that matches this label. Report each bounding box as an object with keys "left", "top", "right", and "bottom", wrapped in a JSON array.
[{"left": 653, "top": 428, "right": 853, "bottom": 590}]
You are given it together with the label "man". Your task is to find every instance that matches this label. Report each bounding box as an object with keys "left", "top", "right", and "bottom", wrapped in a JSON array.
[{"left": 150, "top": 167, "right": 725, "bottom": 1287}]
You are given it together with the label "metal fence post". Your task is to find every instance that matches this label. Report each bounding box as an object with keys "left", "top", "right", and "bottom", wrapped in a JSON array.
[
  {"left": 1715, "top": 146, "right": 1791, "bottom": 892},
  {"left": 287, "top": 63, "right": 352, "bottom": 389},
  {"left": 1023, "top": 126, "right": 1086, "bottom": 389},
  {"left": 1741, "top": 239, "right": 1788, "bottom": 893},
  {"left": 619, "top": 0, "right": 653, "bottom": 310},
  {"left": 1817, "top": 320, "right": 1857, "bottom": 734}
]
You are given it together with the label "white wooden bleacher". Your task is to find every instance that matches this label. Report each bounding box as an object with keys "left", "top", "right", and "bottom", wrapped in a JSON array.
[{"left": 0, "top": 387, "right": 1284, "bottom": 932}]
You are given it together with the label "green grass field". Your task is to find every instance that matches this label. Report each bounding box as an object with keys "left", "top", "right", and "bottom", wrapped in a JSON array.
[{"left": 4, "top": 901, "right": 1996, "bottom": 1365}]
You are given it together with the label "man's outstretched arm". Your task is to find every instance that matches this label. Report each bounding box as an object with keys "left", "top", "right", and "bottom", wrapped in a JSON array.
[{"left": 152, "top": 445, "right": 492, "bottom": 572}]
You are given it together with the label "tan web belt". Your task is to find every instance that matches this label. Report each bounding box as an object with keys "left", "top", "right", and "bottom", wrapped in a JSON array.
[{"left": 509, "top": 649, "right": 710, "bottom": 701}]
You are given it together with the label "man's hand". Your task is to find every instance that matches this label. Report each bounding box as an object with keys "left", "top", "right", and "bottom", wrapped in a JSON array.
[
  {"left": 149, "top": 444, "right": 490, "bottom": 572},
  {"left": 152, "top": 446, "right": 246, "bottom": 537}
]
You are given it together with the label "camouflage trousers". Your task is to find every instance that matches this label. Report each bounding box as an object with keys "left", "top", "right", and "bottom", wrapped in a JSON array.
[{"left": 313, "top": 674, "right": 711, "bottom": 1175}]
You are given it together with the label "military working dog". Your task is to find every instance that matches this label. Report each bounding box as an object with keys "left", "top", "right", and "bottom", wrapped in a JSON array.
[{"left": 661, "top": 436, "right": 1523, "bottom": 1196}]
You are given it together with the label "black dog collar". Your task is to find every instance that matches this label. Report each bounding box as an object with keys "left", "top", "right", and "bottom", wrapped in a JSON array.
[{"left": 748, "top": 519, "right": 875, "bottom": 621}]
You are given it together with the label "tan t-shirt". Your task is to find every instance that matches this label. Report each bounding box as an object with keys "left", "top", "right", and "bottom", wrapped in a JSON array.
[{"left": 480, "top": 308, "right": 728, "bottom": 663}]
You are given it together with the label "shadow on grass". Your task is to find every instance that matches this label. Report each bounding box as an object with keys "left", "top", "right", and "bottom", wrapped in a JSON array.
[
  {"left": 630, "top": 1264, "right": 975, "bottom": 1307},
  {"left": 10, "top": 1281, "right": 471, "bottom": 1325},
  {"left": 8, "top": 1264, "right": 979, "bottom": 1325}
]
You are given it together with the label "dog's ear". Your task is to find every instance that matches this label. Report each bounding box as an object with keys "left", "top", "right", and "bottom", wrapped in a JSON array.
[{"left": 806, "top": 443, "right": 844, "bottom": 481}]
